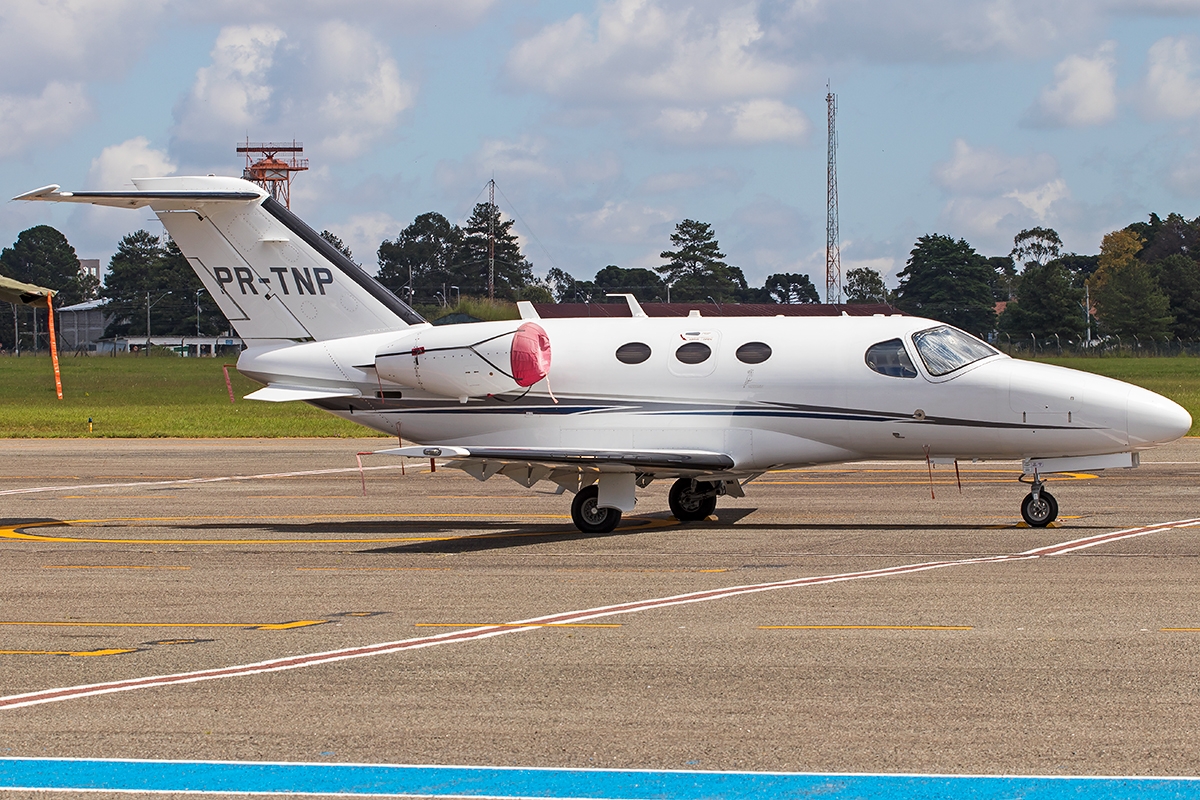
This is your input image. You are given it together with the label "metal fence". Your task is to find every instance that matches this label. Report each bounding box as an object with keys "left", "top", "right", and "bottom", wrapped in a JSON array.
[{"left": 993, "top": 333, "right": 1200, "bottom": 358}]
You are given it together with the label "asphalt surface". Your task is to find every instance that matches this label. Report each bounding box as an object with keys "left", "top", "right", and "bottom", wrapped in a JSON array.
[{"left": 2, "top": 437, "right": 1199, "bottom": 782}]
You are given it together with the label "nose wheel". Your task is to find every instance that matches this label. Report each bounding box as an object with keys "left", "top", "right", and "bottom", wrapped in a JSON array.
[{"left": 1020, "top": 476, "right": 1058, "bottom": 527}]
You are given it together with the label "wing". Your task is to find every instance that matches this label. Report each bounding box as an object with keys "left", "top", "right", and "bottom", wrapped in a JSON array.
[{"left": 373, "top": 445, "right": 736, "bottom": 491}]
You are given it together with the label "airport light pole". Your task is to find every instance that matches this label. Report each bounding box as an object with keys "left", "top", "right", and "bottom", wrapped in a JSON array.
[
  {"left": 451, "top": 285, "right": 460, "bottom": 306},
  {"left": 195, "top": 289, "right": 205, "bottom": 337},
  {"left": 146, "top": 291, "right": 172, "bottom": 356}
]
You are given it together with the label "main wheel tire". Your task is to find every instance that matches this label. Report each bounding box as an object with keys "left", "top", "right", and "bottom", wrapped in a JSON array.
[
  {"left": 669, "top": 478, "right": 718, "bottom": 522},
  {"left": 1021, "top": 490, "right": 1058, "bottom": 527},
  {"left": 571, "top": 485, "right": 622, "bottom": 533}
]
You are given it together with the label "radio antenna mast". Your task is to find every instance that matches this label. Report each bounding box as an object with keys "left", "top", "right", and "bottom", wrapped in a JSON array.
[{"left": 825, "top": 84, "right": 842, "bottom": 304}]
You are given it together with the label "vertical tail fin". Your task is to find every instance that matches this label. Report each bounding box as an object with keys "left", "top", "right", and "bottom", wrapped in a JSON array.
[{"left": 16, "top": 176, "right": 424, "bottom": 343}]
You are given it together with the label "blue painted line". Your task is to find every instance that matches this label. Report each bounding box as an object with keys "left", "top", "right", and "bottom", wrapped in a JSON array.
[{"left": 2, "top": 758, "right": 1199, "bottom": 798}]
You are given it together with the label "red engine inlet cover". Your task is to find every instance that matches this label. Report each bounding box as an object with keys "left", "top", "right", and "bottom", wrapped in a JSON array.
[{"left": 511, "top": 322, "right": 551, "bottom": 387}]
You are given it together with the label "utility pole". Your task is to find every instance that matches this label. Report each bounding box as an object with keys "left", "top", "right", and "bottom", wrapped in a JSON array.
[
  {"left": 487, "top": 177, "right": 496, "bottom": 301},
  {"left": 826, "top": 84, "right": 842, "bottom": 304}
]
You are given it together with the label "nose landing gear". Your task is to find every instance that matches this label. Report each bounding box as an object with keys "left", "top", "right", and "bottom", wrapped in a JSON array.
[{"left": 1020, "top": 473, "right": 1058, "bottom": 527}]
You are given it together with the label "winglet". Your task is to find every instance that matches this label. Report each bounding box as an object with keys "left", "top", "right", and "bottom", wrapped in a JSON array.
[
  {"left": 517, "top": 301, "right": 540, "bottom": 320},
  {"left": 12, "top": 185, "right": 62, "bottom": 201}
]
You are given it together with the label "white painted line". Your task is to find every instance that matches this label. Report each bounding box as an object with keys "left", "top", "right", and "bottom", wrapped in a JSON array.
[
  {"left": 2, "top": 516, "right": 1195, "bottom": 711},
  {"left": 0, "top": 465, "right": 409, "bottom": 497}
]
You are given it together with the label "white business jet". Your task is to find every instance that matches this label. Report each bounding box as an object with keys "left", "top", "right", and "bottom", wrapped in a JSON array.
[{"left": 17, "top": 176, "right": 1192, "bottom": 532}]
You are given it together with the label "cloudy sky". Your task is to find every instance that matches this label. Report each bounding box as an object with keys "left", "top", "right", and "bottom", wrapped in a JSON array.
[{"left": 3, "top": 0, "right": 1200, "bottom": 294}]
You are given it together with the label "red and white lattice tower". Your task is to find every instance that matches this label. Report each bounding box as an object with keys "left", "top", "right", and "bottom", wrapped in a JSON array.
[
  {"left": 236, "top": 139, "right": 309, "bottom": 209},
  {"left": 825, "top": 87, "right": 842, "bottom": 304}
]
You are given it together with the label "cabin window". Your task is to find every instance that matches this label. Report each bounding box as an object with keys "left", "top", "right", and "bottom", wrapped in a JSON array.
[
  {"left": 865, "top": 339, "right": 917, "bottom": 378},
  {"left": 675, "top": 341, "right": 712, "bottom": 364},
  {"left": 615, "top": 342, "right": 652, "bottom": 364},
  {"left": 912, "top": 326, "right": 997, "bottom": 376},
  {"left": 736, "top": 342, "right": 772, "bottom": 364}
]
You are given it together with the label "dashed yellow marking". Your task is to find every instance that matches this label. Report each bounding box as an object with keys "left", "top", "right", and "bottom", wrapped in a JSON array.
[
  {"left": 760, "top": 625, "right": 973, "bottom": 631},
  {"left": 0, "top": 619, "right": 326, "bottom": 631},
  {"left": 0, "top": 648, "right": 137, "bottom": 657},
  {"left": 415, "top": 622, "right": 622, "bottom": 628}
]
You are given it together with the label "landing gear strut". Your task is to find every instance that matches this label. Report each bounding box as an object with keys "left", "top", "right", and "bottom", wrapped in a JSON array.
[
  {"left": 1020, "top": 474, "right": 1058, "bottom": 527},
  {"left": 571, "top": 485, "right": 622, "bottom": 533},
  {"left": 669, "top": 478, "right": 719, "bottom": 522}
]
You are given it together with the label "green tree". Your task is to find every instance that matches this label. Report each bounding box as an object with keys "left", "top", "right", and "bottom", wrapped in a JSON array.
[
  {"left": 894, "top": 234, "right": 996, "bottom": 335},
  {"left": 593, "top": 265, "right": 666, "bottom": 302},
  {"left": 0, "top": 224, "right": 95, "bottom": 309},
  {"left": 1155, "top": 254, "right": 1200, "bottom": 339},
  {"left": 1092, "top": 229, "right": 1172, "bottom": 339},
  {"left": 101, "top": 231, "right": 221, "bottom": 338},
  {"left": 545, "top": 267, "right": 596, "bottom": 303},
  {"left": 657, "top": 219, "right": 746, "bottom": 302},
  {"left": 1011, "top": 227, "right": 1063, "bottom": 269},
  {"left": 377, "top": 212, "right": 463, "bottom": 305},
  {"left": 454, "top": 203, "right": 534, "bottom": 300},
  {"left": 764, "top": 273, "right": 820, "bottom": 303},
  {"left": 844, "top": 267, "right": 888, "bottom": 304},
  {"left": 320, "top": 230, "right": 357, "bottom": 264},
  {"left": 998, "top": 260, "right": 1085, "bottom": 339}
]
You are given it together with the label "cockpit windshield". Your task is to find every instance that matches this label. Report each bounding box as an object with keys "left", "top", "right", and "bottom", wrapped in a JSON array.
[{"left": 911, "top": 326, "right": 998, "bottom": 376}]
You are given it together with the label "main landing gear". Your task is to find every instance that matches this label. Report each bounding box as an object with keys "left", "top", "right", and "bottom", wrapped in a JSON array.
[
  {"left": 570, "top": 485, "right": 622, "bottom": 534},
  {"left": 668, "top": 478, "right": 719, "bottom": 522},
  {"left": 1020, "top": 473, "right": 1058, "bottom": 527}
]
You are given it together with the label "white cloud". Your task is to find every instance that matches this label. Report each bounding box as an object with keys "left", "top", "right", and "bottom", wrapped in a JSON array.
[
  {"left": 1141, "top": 36, "right": 1200, "bottom": 119},
  {"left": 326, "top": 212, "right": 401, "bottom": 272},
  {"left": 0, "top": 82, "right": 92, "bottom": 158},
  {"left": 767, "top": 0, "right": 1102, "bottom": 62},
  {"left": 178, "top": 0, "right": 495, "bottom": 29},
  {"left": 727, "top": 98, "right": 809, "bottom": 143},
  {"left": 87, "top": 138, "right": 177, "bottom": 189},
  {"left": 507, "top": 0, "right": 805, "bottom": 145},
  {"left": 1027, "top": 41, "right": 1117, "bottom": 127},
  {"left": 638, "top": 168, "right": 743, "bottom": 195},
  {"left": 934, "top": 139, "right": 1058, "bottom": 194},
  {"left": 174, "top": 25, "right": 285, "bottom": 142},
  {"left": 172, "top": 23, "right": 415, "bottom": 163},
  {"left": 571, "top": 201, "right": 676, "bottom": 246},
  {"left": 933, "top": 139, "right": 1070, "bottom": 244},
  {"left": 0, "top": 1, "right": 166, "bottom": 92}
]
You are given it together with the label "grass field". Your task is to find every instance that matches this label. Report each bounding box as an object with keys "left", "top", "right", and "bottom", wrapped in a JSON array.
[
  {"left": 0, "top": 354, "right": 380, "bottom": 438},
  {"left": 2, "top": 352, "right": 1198, "bottom": 438}
]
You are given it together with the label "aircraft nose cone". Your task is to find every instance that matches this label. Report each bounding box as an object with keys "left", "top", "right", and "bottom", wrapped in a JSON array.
[{"left": 1126, "top": 385, "right": 1192, "bottom": 446}]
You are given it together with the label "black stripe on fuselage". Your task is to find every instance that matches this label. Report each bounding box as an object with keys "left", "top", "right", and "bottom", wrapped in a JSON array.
[
  {"left": 307, "top": 395, "right": 1084, "bottom": 431},
  {"left": 261, "top": 197, "right": 426, "bottom": 326}
]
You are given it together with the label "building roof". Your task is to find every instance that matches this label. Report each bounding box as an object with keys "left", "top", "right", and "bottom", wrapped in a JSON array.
[{"left": 531, "top": 302, "right": 902, "bottom": 318}]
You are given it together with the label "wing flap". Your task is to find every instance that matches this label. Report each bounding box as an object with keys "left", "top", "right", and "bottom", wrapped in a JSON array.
[{"left": 373, "top": 445, "right": 734, "bottom": 471}]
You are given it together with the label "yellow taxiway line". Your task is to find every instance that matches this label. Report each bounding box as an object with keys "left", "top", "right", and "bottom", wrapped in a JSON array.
[
  {"left": 0, "top": 648, "right": 138, "bottom": 657},
  {"left": 759, "top": 625, "right": 973, "bottom": 630},
  {"left": 0, "top": 619, "right": 325, "bottom": 631}
]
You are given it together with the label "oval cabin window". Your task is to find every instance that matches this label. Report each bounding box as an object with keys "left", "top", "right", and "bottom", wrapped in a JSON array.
[
  {"left": 615, "top": 342, "right": 652, "bottom": 364},
  {"left": 736, "top": 342, "right": 772, "bottom": 364},
  {"left": 864, "top": 339, "right": 917, "bottom": 378},
  {"left": 675, "top": 341, "right": 712, "bottom": 364}
]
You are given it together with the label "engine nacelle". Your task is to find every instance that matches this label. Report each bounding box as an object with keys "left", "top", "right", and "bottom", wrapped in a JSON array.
[{"left": 375, "top": 320, "right": 551, "bottom": 400}]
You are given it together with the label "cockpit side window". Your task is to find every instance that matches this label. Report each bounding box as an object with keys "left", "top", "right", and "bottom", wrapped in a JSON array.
[
  {"left": 865, "top": 339, "right": 917, "bottom": 378},
  {"left": 912, "top": 326, "right": 997, "bottom": 376}
]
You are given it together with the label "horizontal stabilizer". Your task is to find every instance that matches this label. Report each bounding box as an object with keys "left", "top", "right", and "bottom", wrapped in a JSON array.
[
  {"left": 373, "top": 445, "right": 734, "bottom": 472},
  {"left": 244, "top": 385, "right": 361, "bottom": 402}
]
